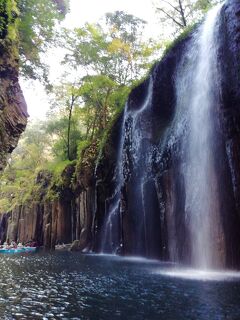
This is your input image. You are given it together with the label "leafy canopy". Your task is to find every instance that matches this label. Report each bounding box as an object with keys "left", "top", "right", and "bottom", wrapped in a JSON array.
[
  {"left": 18, "top": 0, "right": 69, "bottom": 82},
  {"left": 155, "top": 0, "right": 224, "bottom": 36},
  {"left": 62, "top": 11, "right": 161, "bottom": 86}
]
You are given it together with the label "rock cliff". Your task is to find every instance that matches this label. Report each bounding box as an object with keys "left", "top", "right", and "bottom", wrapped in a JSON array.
[
  {"left": 2, "top": 0, "right": 240, "bottom": 270},
  {"left": 0, "top": 0, "right": 28, "bottom": 171}
]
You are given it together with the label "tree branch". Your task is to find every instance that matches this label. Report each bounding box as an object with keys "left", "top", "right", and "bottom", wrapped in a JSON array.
[
  {"left": 160, "top": 0, "right": 181, "bottom": 14},
  {"left": 156, "top": 7, "right": 185, "bottom": 28},
  {"left": 178, "top": 0, "right": 187, "bottom": 27}
]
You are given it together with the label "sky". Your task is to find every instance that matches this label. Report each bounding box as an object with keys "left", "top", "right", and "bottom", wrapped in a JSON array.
[{"left": 21, "top": 0, "right": 160, "bottom": 120}]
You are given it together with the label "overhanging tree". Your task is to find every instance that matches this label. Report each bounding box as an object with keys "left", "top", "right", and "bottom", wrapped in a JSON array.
[
  {"left": 18, "top": 0, "right": 69, "bottom": 83},
  {"left": 62, "top": 11, "right": 161, "bottom": 86},
  {"left": 58, "top": 11, "right": 161, "bottom": 141},
  {"left": 155, "top": 0, "right": 224, "bottom": 35}
]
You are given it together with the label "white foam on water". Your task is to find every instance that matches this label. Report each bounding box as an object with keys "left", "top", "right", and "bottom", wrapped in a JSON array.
[
  {"left": 153, "top": 268, "right": 240, "bottom": 281},
  {"left": 87, "top": 253, "right": 173, "bottom": 265}
]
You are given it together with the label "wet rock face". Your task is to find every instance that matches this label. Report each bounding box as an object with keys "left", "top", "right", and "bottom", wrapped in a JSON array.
[
  {"left": 0, "top": 49, "right": 28, "bottom": 169},
  {"left": 2, "top": 1, "right": 240, "bottom": 269},
  {"left": 0, "top": 4, "right": 28, "bottom": 171},
  {"left": 92, "top": 34, "right": 194, "bottom": 259},
  {"left": 93, "top": 0, "right": 240, "bottom": 268},
  {"left": 217, "top": 0, "right": 240, "bottom": 267},
  {"left": 0, "top": 189, "right": 95, "bottom": 249}
]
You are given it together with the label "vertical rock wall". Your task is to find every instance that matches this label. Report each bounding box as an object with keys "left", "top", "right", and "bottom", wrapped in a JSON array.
[
  {"left": 2, "top": 1, "right": 240, "bottom": 270},
  {"left": 0, "top": 0, "right": 28, "bottom": 170},
  {"left": 93, "top": 0, "right": 240, "bottom": 268},
  {"left": 0, "top": 189, "right": 95, "bottom": 249}
]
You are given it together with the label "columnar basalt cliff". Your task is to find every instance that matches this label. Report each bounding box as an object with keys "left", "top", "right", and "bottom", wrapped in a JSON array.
[
  {"left": 94, "top": 0, "right": 240, "bottom": 268},
  {"left": 0, "top": 147, "right": 96, "bottom": 249},
  {"left": 0, "top": 1, "right": 28, "bottom": 170},
  {"left": 2, "top": 0, "right": 240, "bottom": 270}
]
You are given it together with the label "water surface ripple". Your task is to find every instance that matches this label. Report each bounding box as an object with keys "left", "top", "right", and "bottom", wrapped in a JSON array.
[{"left": 0, "top": 252, "right": 239, "bottom": 319}]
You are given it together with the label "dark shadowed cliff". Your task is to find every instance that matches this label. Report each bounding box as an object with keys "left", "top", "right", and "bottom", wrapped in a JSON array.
[
  {"left": 2, "top": 0, "right": 240, "bottom": 269},
  {"left": 0, "top": 1, "right": 28, "bottom": 171}
]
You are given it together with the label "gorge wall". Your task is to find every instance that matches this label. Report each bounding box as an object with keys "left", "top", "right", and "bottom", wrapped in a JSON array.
[
  {"left": 0, "top": 2, "right": 28, "bottom": 170},
  {"left": 2, "top": 0, "right": 240, "bottom": 269},
  {"left": 95, "top": 0, "right": 240, "bottom": 269}
]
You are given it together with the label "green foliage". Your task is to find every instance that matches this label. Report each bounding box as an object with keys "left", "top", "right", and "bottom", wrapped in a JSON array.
[
  {"left": 0, "top": 121, "right": 51, "bottom": 211},
  {"left": 77, "top": 140, "right": 91, "bottom": 158},
  {"left": 62, "top": 11, "right": 161, "bottom": 86},
  {"left": 45, "top": 114, "right": 83, "bottom": 161},
  {"left": 194, "top": 0, "right": 224, "bottom": 12},
  {"left": 0, "top": 0, "right": 19, "bottom": 41},
  {"left": 45, "top": 159, "right": 75, "bottom": 199},
  {"left": 163, "top": 22, "right": 199, "bottom": 56},
  {"left": 0, "top": 120, "right": 77, "bottom": 211},
  {"left": 47, "top": 82, "right": 85, "bottom": 161},
  {"left": 76, "top": 74, "right": 130, "bottom": 138},
  {"left": 18, "top": 0, "right": 69, "bottom": 82},
  {"left": 47, "top": 160, "right": 72, "bottom": 177},
  {"left": 1, "top": 4, "right": 217, "bottom": 214},
  {"left": 0, "top": 9, "right": 161, "bottom": 213},
  {"left": 0, "top": 0, "right": 69, "bottom": 82},
  {"left": 97, "top": 104, "right": 125, "bottom": 159},
  {"left": 155, "top": 0, "right": 224, "bottom": 37},
  {"left": 58, "top": 11, "right": 160, "bottom": 144},
  {"left": 161, "top": 0, "right": 223, "bottom": 56}
]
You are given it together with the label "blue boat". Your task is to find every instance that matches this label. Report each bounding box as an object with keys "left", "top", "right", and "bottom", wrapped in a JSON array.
[{"left": 0, "top": 247, "right": 37, "bottom": 254}]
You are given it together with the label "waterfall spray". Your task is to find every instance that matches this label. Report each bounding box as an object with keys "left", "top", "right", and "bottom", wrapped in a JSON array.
[
  {"left": 178, "top": 4, "right": 225, "bottom": 269},
  {"left": 100, "top": 78, "right": 153, "bottom": 254}
]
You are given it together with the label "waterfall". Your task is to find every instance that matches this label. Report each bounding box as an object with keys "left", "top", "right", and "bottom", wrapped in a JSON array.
[
  {"left": 99, "top": 108, "right": 126, "bottom": 254},
  {"left": 176, "top": 4, "right": 224, "bottom": 269},
  {"left": 100, "top": 78, "right": 153, "bottom": 254},
  {"left": 98, "top": 2, "right": 229, "bottom": 267}
]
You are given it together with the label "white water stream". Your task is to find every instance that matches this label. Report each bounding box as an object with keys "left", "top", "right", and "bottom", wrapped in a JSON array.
[{"left": 182, "top": 4, "right": 224, "bottom": 268}]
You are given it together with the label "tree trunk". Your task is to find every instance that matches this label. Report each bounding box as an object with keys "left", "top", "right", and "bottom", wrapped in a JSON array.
[
  {"left": 67, "top": 94, "right": 75, "bottom": 160},
  {"left": 178, "top": 0, "right": 187, "bottom": 27}
]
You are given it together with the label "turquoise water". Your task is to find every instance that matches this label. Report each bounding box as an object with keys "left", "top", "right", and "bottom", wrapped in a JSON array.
[{"left": 0, "top": 252, "right": 240, "bottom": 319}]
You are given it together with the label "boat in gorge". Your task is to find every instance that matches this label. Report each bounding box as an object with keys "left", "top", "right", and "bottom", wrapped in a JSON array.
[
  {"left": 0, "top": 0, "right": 240, "bottom": 318},
  {"left": 0, "top": 246, "right": 37, "bottom": 254}
]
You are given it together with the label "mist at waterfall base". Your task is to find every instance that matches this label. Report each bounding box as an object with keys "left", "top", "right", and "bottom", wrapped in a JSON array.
[
  {"left": 96, "top": 1, "right": 240, "bottom": 270},
  {"left": 0, "top": 251, "right": 240, "bottom": 319}
]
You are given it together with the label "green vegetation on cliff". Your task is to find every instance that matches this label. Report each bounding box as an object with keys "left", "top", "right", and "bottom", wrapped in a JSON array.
[
  {"left": 0, "top": 9, "right": 159, "bottom": 212},
  {"left": 154, "top": 0, "right": 224, "bottom": 37},
  {"left": 18, "top": 0, "right": 69, "bottom": 83},
  {"left": 0, "top": 0, "right": 18, "bottom": 40},
  {"left": 0, "top": 1, "right": 222, "bottom": 213},
  {"left": 0, "top": 0, "right": 69, "bottom": 83}
]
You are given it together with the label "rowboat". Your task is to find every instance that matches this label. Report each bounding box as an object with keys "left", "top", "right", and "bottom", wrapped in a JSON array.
[{"left": 0, "top": 247, "right": 37, "bottom": 254}]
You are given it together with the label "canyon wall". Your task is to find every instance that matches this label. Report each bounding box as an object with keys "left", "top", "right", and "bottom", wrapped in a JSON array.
[
  {"left": 0, "top": 1, "right": 28, "bottom": 171},
  {"left": 2, "top": 0, "right": 240, "bottom": 269},
  {"left": 94, "top": 0, "right": 240, "bottom": 269}
]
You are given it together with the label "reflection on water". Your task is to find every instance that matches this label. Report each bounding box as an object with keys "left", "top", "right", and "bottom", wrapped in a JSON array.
[
  {"left": 154, "top": 268, "right": 240, "bottom": 281},
  {"left": 0, "top": 252, "right": 239, "bottom": 319}
]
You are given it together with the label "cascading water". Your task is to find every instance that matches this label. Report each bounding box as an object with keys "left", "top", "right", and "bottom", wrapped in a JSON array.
[
  {"left": 176, "top": 4, "right": 225, "bottom": 269},
  {"left": 97, "top": 2, "right": 235, "bottom": 268},
  {"left": 100, "top": 78, "right": 153, "bottom": 254},
  {"left": 99, "top": 107, "right": 126, "bottom": 254}
]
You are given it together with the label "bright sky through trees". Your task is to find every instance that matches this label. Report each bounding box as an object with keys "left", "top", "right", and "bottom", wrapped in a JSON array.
[{"left": 21, "top": 0, "right": 160, "bottom": 119}]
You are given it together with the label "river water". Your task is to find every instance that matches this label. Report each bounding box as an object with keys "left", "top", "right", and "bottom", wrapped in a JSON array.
[{"left": 0, "top": 251, "right": 239, "bottom": 319}]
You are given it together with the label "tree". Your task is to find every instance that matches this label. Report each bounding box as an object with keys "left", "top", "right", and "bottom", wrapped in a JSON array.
[
  {"left": 18, "top": 0, "right": 69, "bottom": 83},
  {"left": 0, "top": 121, "right": 50, "bottom": 211},
  {"left": 156, "top": 0, "right": 189, "bottom": 29},
  {"left": 12, "top": 121, "right": 50, "bottom": 171},
  {"left": 45, "top": 114, "right": 83, "bottom": 161},
  {"left": 155, "top": 0, "right": 224, "bottom": 35},
  {"left": 58, "top": 11, "right": 161, "bottom": 141},
  {"left": 77, "top": 75, "right": 130, "bottom": 138},
  {"left": 62, "top": 11, "right": 161, "bottom": 86},
  {"left": 47, "top": 82, "right": 83, "bottom": 161}
]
